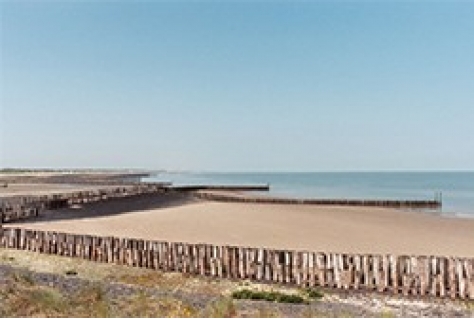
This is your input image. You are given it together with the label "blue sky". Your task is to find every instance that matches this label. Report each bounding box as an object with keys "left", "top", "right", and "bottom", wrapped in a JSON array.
[{"left": 1, "top": 1, "right": 473, "bottom": 171}]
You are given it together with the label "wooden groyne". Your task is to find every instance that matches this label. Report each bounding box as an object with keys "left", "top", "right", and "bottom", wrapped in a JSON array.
[
  {"left": 194, "top": 191, "right": 442, "bottom": 209},
  {"left": 169, "top": 184, "right": 270, "bottom": 192},
  {"left": 0, "top": 226, "right": 472, "bottom": 300},
  {"left": 0, "top": 184, "right": 168, "bottom": 223}
]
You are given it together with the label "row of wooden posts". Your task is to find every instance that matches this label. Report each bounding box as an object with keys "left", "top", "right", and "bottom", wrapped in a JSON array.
[
  {"left": 0, "top": 184, "right": 168, "bottom": 223},
  {"left": 0, "top": 226, "right": 472, "bottom": 300},
  {"left": 194, "top": 192, "right": 442, "bottom": 209}
]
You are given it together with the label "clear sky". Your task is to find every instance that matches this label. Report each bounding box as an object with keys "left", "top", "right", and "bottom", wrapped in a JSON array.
[{"left": 1, "top": 1, "right": 473, "bottom": 171}]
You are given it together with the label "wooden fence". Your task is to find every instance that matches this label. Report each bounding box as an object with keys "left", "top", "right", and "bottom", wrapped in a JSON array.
[
  {"left": 0, "top": 226, "right": 472, "bottom": 300},
  {"left": 0, "top": 184, "right": 168, "bottom": 223}
]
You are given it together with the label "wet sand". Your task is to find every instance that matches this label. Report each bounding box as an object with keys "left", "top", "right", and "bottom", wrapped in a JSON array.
[{"left": 8, "top": 194, "right": 474, "bottom": 257}]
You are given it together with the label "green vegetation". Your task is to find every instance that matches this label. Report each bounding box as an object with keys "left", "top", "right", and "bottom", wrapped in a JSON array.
[
  {"left": 302, "top": 287, "right": 324, "bottom": 299},
  {"left": 232, "top": 289, "right": 306, "bottom": 304},
  {"left": 231, "top": 287, "right": 324, "bottom": 305}
]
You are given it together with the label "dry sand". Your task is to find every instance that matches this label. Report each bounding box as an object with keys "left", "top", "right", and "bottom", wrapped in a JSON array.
[{"left": 8, "top": 193, "right": 474, "bottom": 257}]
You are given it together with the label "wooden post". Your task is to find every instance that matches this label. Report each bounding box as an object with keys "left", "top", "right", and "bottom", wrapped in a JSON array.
[
  {"left": 430, "top": 256, "right": 438, "bottom": 297},
  {"left": 273, "top": 251, "right": 280, "bottom": 282},
  {"left": 362, "top": 255, "right": 369, "bottom": 289},
  {"left": 419, "top": 256, "right": 429, "bottom": 296},
  {"left": 284, "top": 251, "right": 291, "bottom": 284},
  {"left": 457, "top": 259, "right": 466, "bottom": 299},
  {"left": 199, "top": 244, "right": 205, "bottom": 276},
  {"left": 181, "top": 243, "right": 188, "bottom": 273},
  {"left": 247, "top": 248, "right": 256, "bottom": 280},
  {"left": 308, "top": 252, "right": 315, "bottom": 287},
  {"left": 238, "top": 247, "right": 245, "bottom": 279},
  {"left": 156, "top": 242, "right": 163, "bottom": 270},
  {"left": 257, "top": 248, "right": 264, "bottom": 281},
  {"left": 326, "top": 253, "right": 334, "bottom": 287},
  {"left": 380, "top": 255, "right": 389, "bottom": 292},
  {"left": 447, "top": 257, "right": 455, "bottom": 298},
  {"left": 220, "top": 246, "right": 228, "bottom": 278},
  {"left": 150, "top": 241, "right": 158, "bottom": 270},
  {"left": 265, "top": 249, "right": 273, "bottom": 282},
  {"left": 170, "top": 242, "right": 177, "bottom": 271},
  {"left": 217, "top": 246, "right": 223, "bottom": 278},
  {"left": 210, "top": 245, "right": 216, "bottom": 277},
  {"left": 315, "top": 253, "right": 325, "bottom": 287},
  {"left": 402, "top": 256, "right": 411, "bottom": 296},
  {"left": 439, "top": 257, "right": 446, "bottom": 297},
  {"left": 467, "top": 259, "right": 474, "bottom": 300},
  {"left": 110, "top": 237, "right": 118, "bottom": 264},
  {"left": 49, "top": 232, "right": 55, "bottom": 255},
  {"left": 333, "top": 253, "right": 341, "bottom": 289},
  {"left": 205, "top": 244, "right": 212, "bottom": 276},
  {"left": 353, "top": 255, "right": 361, "bottom": 290},
  {"left": 18, "top": 228, "right": 26, "bottom": 250}
]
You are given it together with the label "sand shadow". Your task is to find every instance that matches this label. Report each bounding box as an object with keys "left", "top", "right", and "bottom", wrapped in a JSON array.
[{"left": 11, "top": 192, "right": 195, "bottom": 224}]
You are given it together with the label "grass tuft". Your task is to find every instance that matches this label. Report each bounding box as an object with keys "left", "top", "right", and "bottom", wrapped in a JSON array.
[
  {"left": 2, "top": 286, "right": 67, "bottom": 317},
  {"left": 202, "top": 297, "right": 237, "bottom": 317},
  {"left": 71, "top": 283, "right": 111, "bottom": 317}
]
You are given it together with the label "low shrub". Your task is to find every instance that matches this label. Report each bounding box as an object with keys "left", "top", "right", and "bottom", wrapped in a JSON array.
[
  {"left": 302, "top": 287, "right": 324, "bottom": 299},
  {"left": 232, "top": 289, "right": 305, "bottom": 304}
]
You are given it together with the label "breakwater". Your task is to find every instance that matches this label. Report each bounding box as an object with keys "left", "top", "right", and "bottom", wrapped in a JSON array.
[
  {"left": 0, "top": 226, "right": 472, "bottom": 300},
  {"left": 0, "top": 184, "right": 168, "bottom": 223},
  {"left": 169, "top": 184, "right": 270, "bottom": 192},
  {"left": 194, "top": 191, "right": 441, "bottom": 209}
]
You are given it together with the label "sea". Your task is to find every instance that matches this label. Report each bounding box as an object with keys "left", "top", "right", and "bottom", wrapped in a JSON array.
[{"left": 143, "top": 172, "right": 474, "bottom": 218}]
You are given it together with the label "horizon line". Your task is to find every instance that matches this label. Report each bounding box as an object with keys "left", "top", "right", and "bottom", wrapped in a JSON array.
[{"left": 2, "top": 167, "right": 474, "bottom": 174}]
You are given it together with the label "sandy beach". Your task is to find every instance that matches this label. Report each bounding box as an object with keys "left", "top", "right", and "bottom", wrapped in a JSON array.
[{"left": 7, "top": 192, "right": 474, "bottom": 257}]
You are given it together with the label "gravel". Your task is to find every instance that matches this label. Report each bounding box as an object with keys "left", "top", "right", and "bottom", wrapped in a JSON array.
[{"left": 0, "top": 264, "right": 472, "bottom": 317}]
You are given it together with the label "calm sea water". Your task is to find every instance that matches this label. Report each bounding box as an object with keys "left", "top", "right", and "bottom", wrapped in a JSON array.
[{"left": 143, "top": 172, "right": 474, "bottom": 217}]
